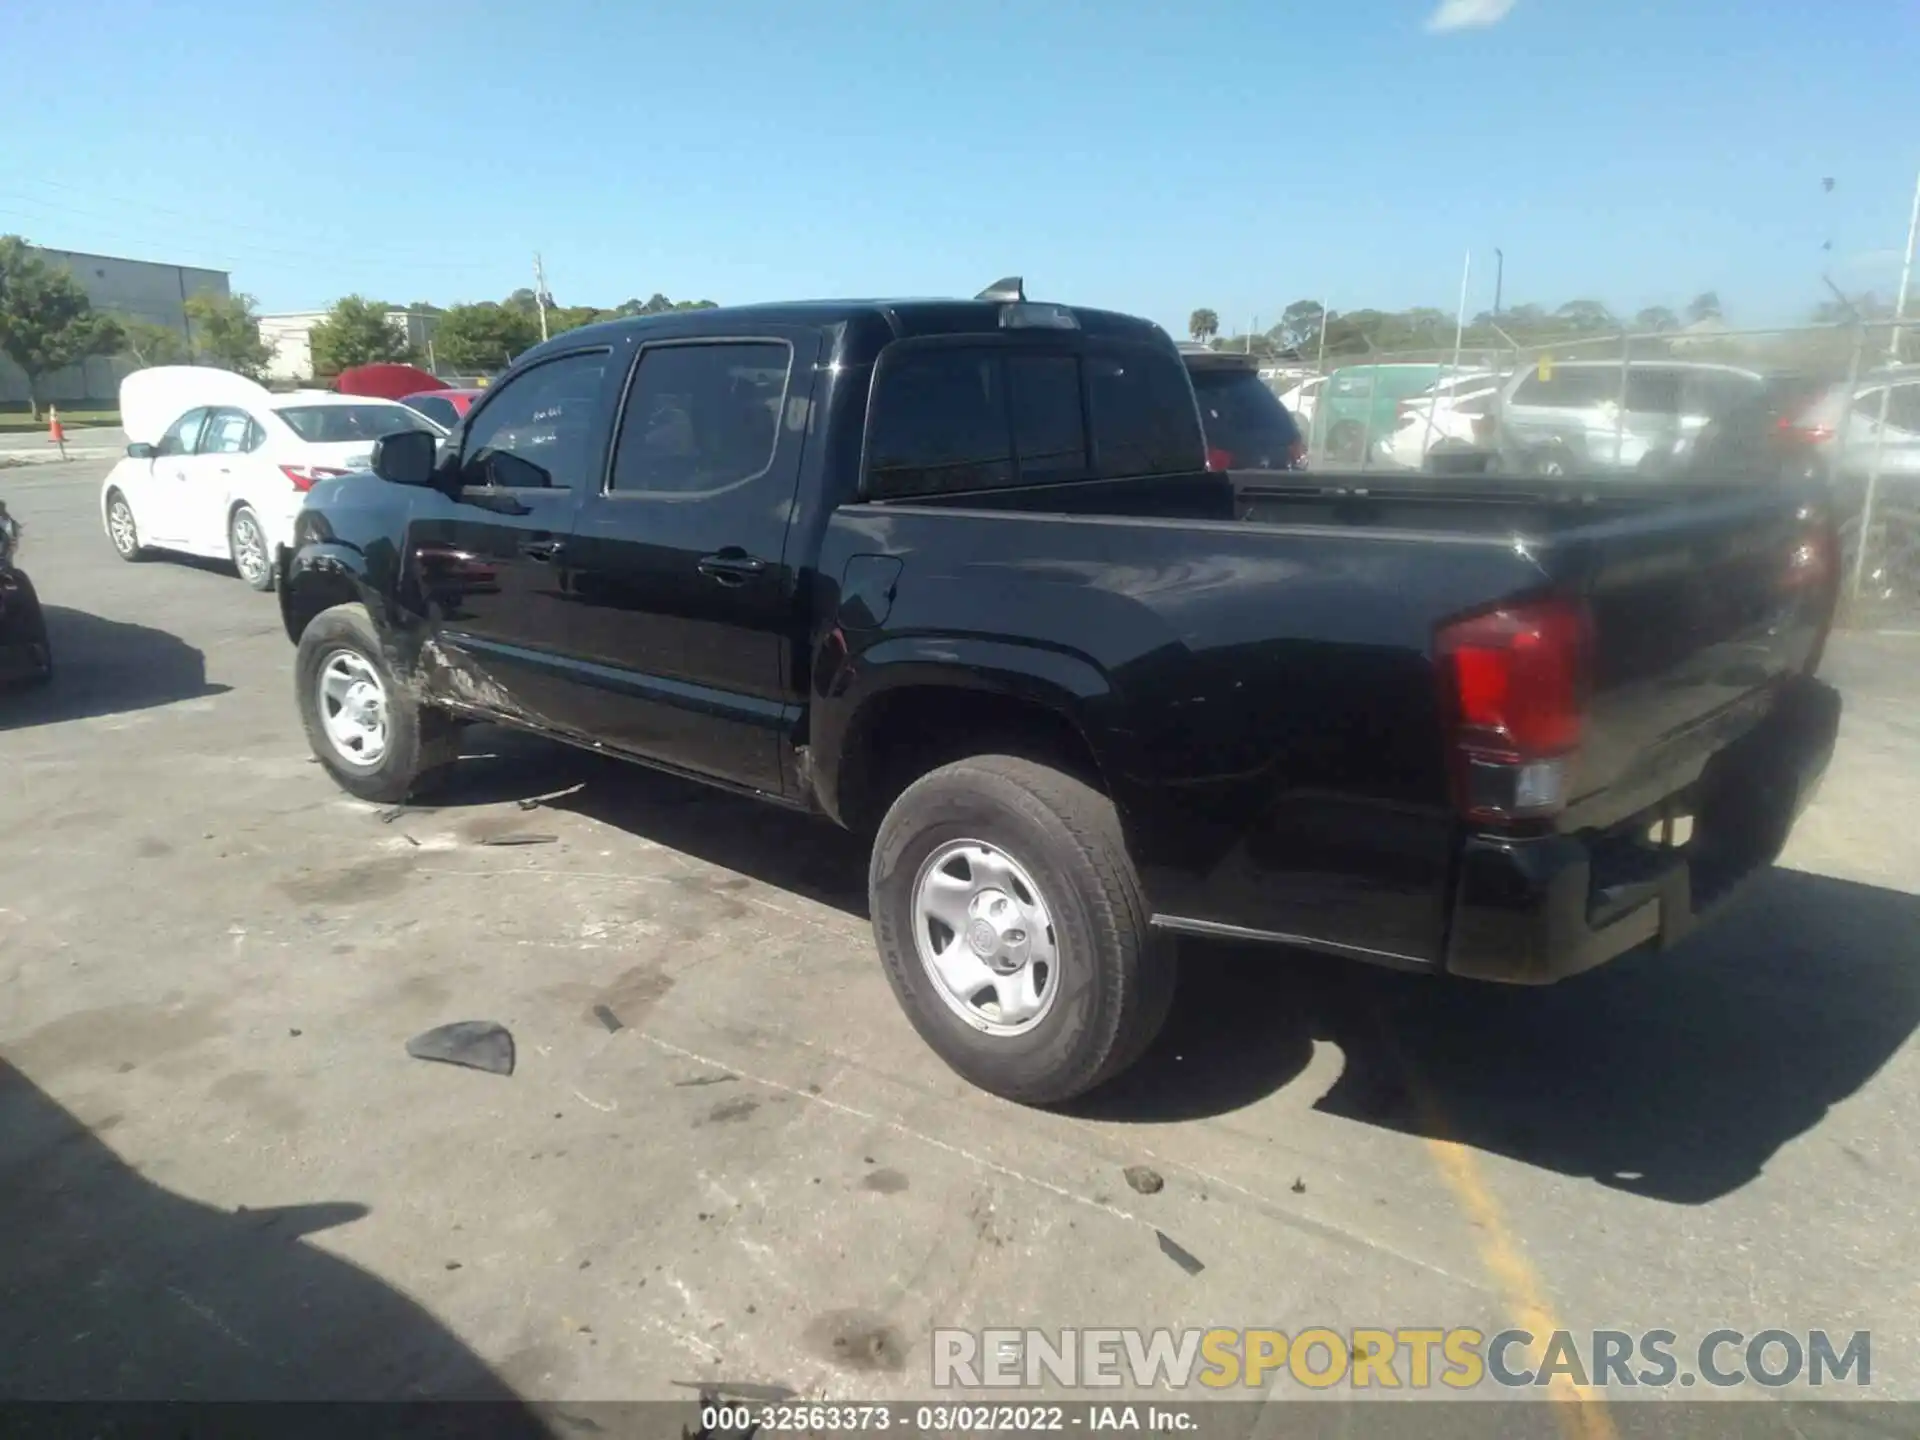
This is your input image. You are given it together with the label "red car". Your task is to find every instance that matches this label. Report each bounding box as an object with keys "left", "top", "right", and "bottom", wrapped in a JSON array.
[{"left": 399, "top": 389, "right": 482, "bottom": 430}]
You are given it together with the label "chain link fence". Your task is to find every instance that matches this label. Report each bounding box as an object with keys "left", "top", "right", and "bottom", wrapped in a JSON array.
[{"left": 1275, "top": 319, "right": 1920, "bottom": 625}]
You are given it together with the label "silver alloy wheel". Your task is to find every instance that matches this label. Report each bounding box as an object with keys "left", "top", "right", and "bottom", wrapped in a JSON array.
[
  {"left": 231, "top": 509, "right": 269, "bottom": 585},
  {"left": 107, "top": 496, "right": 138, "bottom": 556},
  {"left": 316, "top": 649, "right": 390, "bottom": 767},
  {"left": 911, "top": 839, "right": 1060, "bottom": 1036}
]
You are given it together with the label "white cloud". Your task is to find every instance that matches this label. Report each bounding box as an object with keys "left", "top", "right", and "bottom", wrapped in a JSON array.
[{"left": 1425, "top": 0, "right": 1518, "bottom": 32}]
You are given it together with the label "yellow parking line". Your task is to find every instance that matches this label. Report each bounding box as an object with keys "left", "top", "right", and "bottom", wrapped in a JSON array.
[{"left": 1383, "top": 1023, "right": 1618, "bottom": 1440}]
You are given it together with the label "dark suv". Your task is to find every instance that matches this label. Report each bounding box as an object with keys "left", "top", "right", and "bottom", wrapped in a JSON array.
[{"left": 1180, "top": 346, "right": 1306, "bottom": 470}]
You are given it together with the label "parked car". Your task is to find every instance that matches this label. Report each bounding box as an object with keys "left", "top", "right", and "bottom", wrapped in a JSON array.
[
  {"left": 101, "top": 367, "right": 446, "bottom": 591},
  {"left": 1385, "top": 380, "right": 1502, "bottom": 470},
  {"left": 0, "top": 499, "right": 51, "bottom": 687},
  {"left": 1277, "top": 373, "right": 1326, "bottom": 429},
  {"left": 1775, "top": 368, "right": 1920, "bottom": 610},
  {"left": 1314, "top": 364, "right": 1451, "bottom": 463},
  {"left": 279, "top": 281, "right": 1841, "bottom": 1105},
  {"left": 400, "top": 389, "right": 484, "bottom": 430},
  {"left": 1179, "top": 345, "right": 1306, "bottom": 470},
  {"left": 334, "top": 363, "right": 447, "bottom": 402},
  {"left": 1490, "top": 360, "right": 1768, "bottom": 475}
]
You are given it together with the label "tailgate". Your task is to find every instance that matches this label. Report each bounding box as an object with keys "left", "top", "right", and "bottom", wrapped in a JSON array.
[{"left": 1557, "top": 485, "right": 1836, "bottom": 831}]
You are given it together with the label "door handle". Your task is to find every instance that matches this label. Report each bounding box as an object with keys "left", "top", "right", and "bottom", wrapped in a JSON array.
[
  {"left": 521, "top": 538, "right": 566, "bottom": 563},
  {"left": 697, "top": 552, "right": 768, "bottom": 586}
]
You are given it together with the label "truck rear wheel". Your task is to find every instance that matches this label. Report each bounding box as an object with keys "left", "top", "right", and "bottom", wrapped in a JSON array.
[
  {"left": 295, "top": 602, "right": 459, "bottom": 804},
  {"left": 868, "top": 755, "right": 1175, "bottom": 1105}
]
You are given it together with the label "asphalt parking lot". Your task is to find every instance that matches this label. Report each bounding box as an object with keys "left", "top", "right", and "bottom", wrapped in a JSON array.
[{"left": 3, "top": 455, "right": 1919, "bottom": 1420}]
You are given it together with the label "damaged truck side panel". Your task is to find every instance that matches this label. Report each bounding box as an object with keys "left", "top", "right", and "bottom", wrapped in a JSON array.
[{"left": 280, "top": 291, "right": 1841, "bottom": 1105}]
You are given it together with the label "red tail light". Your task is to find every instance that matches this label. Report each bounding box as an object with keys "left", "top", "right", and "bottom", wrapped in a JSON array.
[
  {"left": 280, "top": 464, "right": 350, "bottom": 492},
  {"left": 1776, "top": 417, "right": 1834, "bottom": 445},
  {"left": 1436, "top": 597, "right": 1591, "bottom": 823},
  {"left": 1205, "top": 447, "right": 1234, "bottom": 472}
]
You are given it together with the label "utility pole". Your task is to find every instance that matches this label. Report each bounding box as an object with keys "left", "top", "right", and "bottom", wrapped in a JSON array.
[
  {"left": 1888, "top": 168, "right": 1919, "bottom": 362},
  {"left": 1851, "top": 165, "right": 1920, "bottom": 605},
  {"left": 533, "top": 252, "right": 551, "bottom": 342},
  {"left": 1493, "top": 248, "right": 1504, "bottom": 318}
]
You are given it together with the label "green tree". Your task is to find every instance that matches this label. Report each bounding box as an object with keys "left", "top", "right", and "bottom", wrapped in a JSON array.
[
  {"left": 432, "top": 301, "right": 542, "bottom": 371},
  {"left": 1553, "top": 299, "right": 1618, "bottom": 333},
  {"left": 1686, "top": 291, "right": 1723, "bottom": 324},
  {"left": 308, "top": 294, "right": 413, "bottom": 375},
  {"left": 1275, "top": 299, "right": 1325, "bottom": 353},
  {"left": 0, "top": 235, "right": 126, "bottom": 417},
  {"left": 1188, "top": 308, "right": 1219, "bottom": 343},
  {"left": 183, "top": 290, "right": 273, "bottom": 378},
  {"left": 119, "top": 318, "right": 188, "bottom": 367},
  {"left": 1633, "top": 306, "right": 1680, "bottom": 332}
]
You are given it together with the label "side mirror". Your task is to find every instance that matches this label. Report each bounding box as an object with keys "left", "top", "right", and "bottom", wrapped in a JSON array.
[
  {"left": 126, "top": 442, "right": 157, "bottom": 459},
  {"left": 371, "top": 429, "right": 439, "bottom": 487}
]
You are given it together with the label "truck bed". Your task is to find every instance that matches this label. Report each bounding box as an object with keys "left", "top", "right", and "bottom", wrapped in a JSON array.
[{"left": 824, "top": 465, "right": 1837, "bottom": 971}]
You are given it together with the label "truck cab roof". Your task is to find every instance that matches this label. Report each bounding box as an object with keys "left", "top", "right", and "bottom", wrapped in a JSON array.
[{"left": 514, "top": 293, "right": 1175, "bottom": 373}]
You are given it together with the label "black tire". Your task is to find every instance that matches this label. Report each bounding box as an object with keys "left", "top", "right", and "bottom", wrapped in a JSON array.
[
  {"left": 295, "top": 602, "right": 459, "bottom": 804},
  {"left": 104, "top": 489, "right": 147, "bottom": 562},
  {"left": 1327, "top": 422, "right": 1365, "bottom": 465},
  {"left": 869, "top": 754, "right": 1175, "bottom": 1105},
  {"left": 229, "top": 505, "right": 275, "bottom": 591}
]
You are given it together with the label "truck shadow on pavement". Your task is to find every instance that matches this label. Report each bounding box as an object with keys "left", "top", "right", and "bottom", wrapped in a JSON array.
[
  {"left": 0, "top": 606, "right": 229, "bottom": 733},
  {"left": 0, "top": 1059, "right": 554, "bottom": 1428},
  {"left": 435, "top": 726, "right": 872, "bottom": 917},
  {"left": 1074, "top": 866, "right": 1920, "bottom": 1204},
  {"left": 418, "top": 732, "right": 1919, "bottom": 1206}
]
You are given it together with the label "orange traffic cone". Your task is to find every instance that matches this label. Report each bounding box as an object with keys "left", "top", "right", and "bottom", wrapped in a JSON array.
[{"left": 47, "top": 406, "right": 66, "bottom": 458}]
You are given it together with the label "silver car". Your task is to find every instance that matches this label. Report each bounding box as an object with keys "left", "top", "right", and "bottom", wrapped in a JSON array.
[
  {"left": 1787, "top": 366, "right": 1920, "bottom": 483},
  {"left": 1491, "top": 360, "right": 1766, "bottom": 475}
]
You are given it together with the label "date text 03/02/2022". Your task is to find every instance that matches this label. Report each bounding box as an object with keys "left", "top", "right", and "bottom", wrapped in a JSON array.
[{"left": 698, "top": 1403, "right": 1196, "bottom": 1432}]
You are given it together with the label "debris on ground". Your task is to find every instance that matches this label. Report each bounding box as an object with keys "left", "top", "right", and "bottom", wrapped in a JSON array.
[
  {"left": 1155, "top": 1230, "right": 1205, "bottom": 1276},
  {"left": 288, "top": 1028, "right": 302, "bottom": 1038},
  {"left": 1291, "top": 1177, "right": 1307, "bottom": 1195},
  {"left": 377, "top": 806, "right": 407, "bottom": 824},
  {"left": 518, "top": 782, "right": 586, "bottom": 812},
  {"left": 480, "top": 832, "right": 558, "bottom": 847},
  {"left": 592, "top": 1004, "right": 623, "bottom": 1033},
  {"left": 1123, "top": 1165, "right": 1165, "bottom": 1195},
  {"left": 673, "top": 1073, "right": 739, "bottom": 1088},
  {"left": 406, "top": 1020, "right": 516, "bottom": 1076}
]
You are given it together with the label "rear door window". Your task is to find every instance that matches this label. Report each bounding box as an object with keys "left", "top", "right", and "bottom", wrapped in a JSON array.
[
  {"left": 609, "top": 341, "right": 792, "bottom": 495},
  {"left": 1624, "top": 368, "right": 1683, "bottom": 415}
]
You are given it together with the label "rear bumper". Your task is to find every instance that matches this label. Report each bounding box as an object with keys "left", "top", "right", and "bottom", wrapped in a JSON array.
[{"left": 1445, "top": 675, "right": 1841, "bottom": 984}]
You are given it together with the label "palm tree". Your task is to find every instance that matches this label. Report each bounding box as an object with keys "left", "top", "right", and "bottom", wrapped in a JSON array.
[{"left": 1188, "top": 308, "right": 1220, "bottom": 344}]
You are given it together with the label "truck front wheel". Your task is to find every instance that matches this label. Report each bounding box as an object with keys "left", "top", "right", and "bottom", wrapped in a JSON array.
[
  {"left": 868, "top": 755, "right": 1175, "bottom": 1105},
  {"left": 295, "top": 602, "right": 459, "bottom": 804}
]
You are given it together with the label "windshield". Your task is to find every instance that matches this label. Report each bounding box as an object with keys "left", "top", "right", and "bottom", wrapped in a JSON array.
[
  {"left": 1190, "top": 369, "right": 1301, "bottom": 463},
  {"left": 274, "top": 404, "right": 439, "bottom": 443}
]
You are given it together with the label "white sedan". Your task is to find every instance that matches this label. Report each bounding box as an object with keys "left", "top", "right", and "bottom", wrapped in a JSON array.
[{"left": 100, "top": 367, "right": 445, "bottom": 590}]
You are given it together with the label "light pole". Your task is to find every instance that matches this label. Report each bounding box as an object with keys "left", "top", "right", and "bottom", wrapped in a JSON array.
[{"left": 1493, "top": 248, "right": 1504, "bottom": 318}]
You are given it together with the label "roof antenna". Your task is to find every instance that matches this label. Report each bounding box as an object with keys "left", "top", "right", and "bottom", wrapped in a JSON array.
[{"left": 976, "top": 276, "right": 1025, "bottom": 302}]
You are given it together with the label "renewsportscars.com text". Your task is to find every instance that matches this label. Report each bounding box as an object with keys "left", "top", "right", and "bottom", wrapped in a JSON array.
[{"left": 932, "top": 1327, "right": 1871, "bottom": 1391}]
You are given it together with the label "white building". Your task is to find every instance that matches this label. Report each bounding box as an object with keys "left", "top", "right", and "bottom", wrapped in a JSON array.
[{"left": 259, "top": 308, "right": 441, "bottom": 382}]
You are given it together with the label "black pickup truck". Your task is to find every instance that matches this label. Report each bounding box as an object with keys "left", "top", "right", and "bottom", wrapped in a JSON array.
[{"left": 278, "top": 280, "right": 1843, "bottom": 1104}]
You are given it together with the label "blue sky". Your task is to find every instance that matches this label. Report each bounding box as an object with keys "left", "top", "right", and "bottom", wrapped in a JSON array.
[{"left": 1, "top": 0, "right": 1916, "bottom": 335}]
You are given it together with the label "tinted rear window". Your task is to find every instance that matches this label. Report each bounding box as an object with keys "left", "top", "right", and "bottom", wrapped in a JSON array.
[
  {"left": 1190, "top": 369, "right": 1300, "bottom": 463},
  {"left": 866, "top": 343, "right": 1200, "bottom": 498},
  {"left": 276, "top": 404, "right": 438, "bottom": 443}
]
